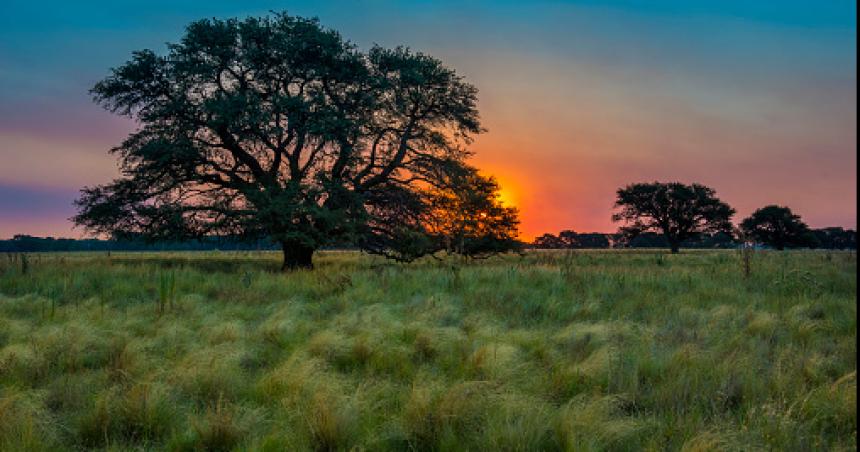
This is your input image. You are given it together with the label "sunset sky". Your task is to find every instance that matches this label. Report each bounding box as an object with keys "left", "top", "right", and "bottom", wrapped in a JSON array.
[{"left": 0, "top": 0, "right": 856, "bottom": 240}]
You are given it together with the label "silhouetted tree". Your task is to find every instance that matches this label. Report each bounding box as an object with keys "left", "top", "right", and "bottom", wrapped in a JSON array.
[
  {"left": 811, "top": 227, "right": 857, "bottom": 250},
  {"left": 612, "top": 182, "right": 735, "bottom": 253},
  {"left": 73, "top": 13, "right": 485, "bottom": 270},
  {"left": 559, "top": 231, "right": 611, "bottom": 249},
  {"left": 740, "top": 205, "right": 814, "bottom": 250},
  {"left": 622, "top": 232, "right": 669, "bottom": 249},
  {"left": 694, "top": 231, "right": 737, "bottom": 248},
  {"left": 532, "top": 230, "right": 610, "bottom": 249},
  {"left": 616, "top": 231, "right": 737, "bottom": 249},
  {"left": 532, "top": 233, "right": 566, "bottom": 249}
]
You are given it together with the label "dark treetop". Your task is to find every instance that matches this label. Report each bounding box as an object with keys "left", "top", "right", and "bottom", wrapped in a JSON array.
[
  {"left": 612, "top": 182, "right": 735, "bottom": 253},
  {"left": 741, "top": 205, "right": 814, "bottom": 250}
]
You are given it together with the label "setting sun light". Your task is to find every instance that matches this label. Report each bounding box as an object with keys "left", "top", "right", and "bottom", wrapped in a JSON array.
[{"left": 497, "top": 186, "right": 516, "bottom": 208}]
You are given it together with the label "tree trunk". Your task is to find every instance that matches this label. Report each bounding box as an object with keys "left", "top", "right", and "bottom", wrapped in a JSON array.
[
  {"left": 666, "top": 234, "right": 680, "bottom": 253},
  {"left": 281, "top": 241, "right": 314, "bottom": 271}
]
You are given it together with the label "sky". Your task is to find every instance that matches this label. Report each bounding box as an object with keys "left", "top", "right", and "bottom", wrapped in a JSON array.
[{"left": 0, "top": 0, "right": 856, "bottom": 240}]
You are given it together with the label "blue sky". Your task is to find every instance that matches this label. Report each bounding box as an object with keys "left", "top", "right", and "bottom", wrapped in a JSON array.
[{"left": 0, "top": 1, "right": 856, "bottom": 238}]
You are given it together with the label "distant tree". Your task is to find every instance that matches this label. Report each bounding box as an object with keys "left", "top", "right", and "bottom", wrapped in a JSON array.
[
  {"left": 612, "top": 182, "right": 735, "bottom": 253},
  {"left": 693, "top": 231, "right": 737, "bottom": 249},
  {"left": 532, "top": 233, "right": 566, "bottom": 249},
  {"left": 623, "top": 232, "right": 669, "bottom": 249},
  {"left": 740, "top": 205, "right": 814, "bottom": 250},
  {"left": 559, "top": 231, "right": 610, "bottom": 249},
  {"left": 811, "top": 227, "right": 857, "bottom": 250},
  {"left": 624, "top": 231, "right": 738, "bottom": 249},
  {"left": 73, "top": 13, "right": 486, "bottom": 270},
  {"left": 556, "top": 231, "right": 576, "bottom": 246},
  {"left": 532, "top": 231, "right": 611, "bottom": 249}
]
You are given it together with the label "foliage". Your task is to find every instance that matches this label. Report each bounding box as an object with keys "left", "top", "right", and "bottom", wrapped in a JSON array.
[
  {"left": 0, "top": 250, "right": 855, "bottom": 450},
  {"left": 612, "top": 182, "right": 736, "bottom": 253},
  {"left": 741, "top": 205, "right": 815, "bottom": 250},
  {"left": 811, "top": 227, "right": 857, "bottom": 250},
  {"left": 426, "top": 168, "right": 521, "bottom": 258},
  {"left": 361, "top": 166, "right": 521, "bottom": 261},
  {"left": 617, "top": 231, "right": 737, "bottom": 249},
  {"left": 533, "top": 231, "right": 610, "bottom": 249},
  {"left": 73, "top": 12, "right": 490, "bottom": 269}
]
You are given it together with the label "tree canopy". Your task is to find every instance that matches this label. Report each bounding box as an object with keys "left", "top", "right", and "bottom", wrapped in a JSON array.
[
  {"left": 612, "top": 182, "right": 735, "bottom": 253},
  {"left": 73, "top": 12, "right": 517, "bottom": 269},
  {"left": 740, "top": 205, "right": 814, "bottom": 250}
]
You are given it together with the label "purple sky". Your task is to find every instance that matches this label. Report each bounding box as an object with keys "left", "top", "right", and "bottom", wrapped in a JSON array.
[{"left": 0, "top": 1, "right": 856, "bottom": 239}]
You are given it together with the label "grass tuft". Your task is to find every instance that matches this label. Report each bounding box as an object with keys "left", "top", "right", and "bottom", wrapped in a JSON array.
[{"left": 0, "top": 250, "right": 854, "bottom": 449}]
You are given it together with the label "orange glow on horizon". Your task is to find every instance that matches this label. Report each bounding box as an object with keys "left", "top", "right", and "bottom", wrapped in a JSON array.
[
  {"left": 496, "top": 185, "right": 516, "bottom": 209},
  {"left": 481, "top": 170, "right": 521, "bottom": 207},
  {"left": 480, "top": 169, "right": 538, "bottom": 241}
]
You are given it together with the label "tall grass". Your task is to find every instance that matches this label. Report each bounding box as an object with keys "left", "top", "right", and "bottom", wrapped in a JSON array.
[
  {"left": 0, "top": 250, "right": 855, "bottom": 450},
  {"left": 157, "top": 269, "right": 177, "bottom": 315}
]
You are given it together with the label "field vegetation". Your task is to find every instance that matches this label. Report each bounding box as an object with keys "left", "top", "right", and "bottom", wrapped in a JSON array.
[{"left": 0, "top": 250, "right": 856, "bottom": 450}]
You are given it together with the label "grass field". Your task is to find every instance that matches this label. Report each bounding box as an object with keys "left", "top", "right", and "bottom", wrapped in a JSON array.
[{"left": 0, "top": 250, "right": 856, "bottom": 451}]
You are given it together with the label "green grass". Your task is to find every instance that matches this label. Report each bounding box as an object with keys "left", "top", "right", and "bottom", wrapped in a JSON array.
[{"left": 0, "top": 250, "right": 855, "bottom": 451}]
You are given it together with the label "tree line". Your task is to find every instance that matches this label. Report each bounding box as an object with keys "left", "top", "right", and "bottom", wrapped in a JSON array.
[
  {"left": 535, "top": 181, "right": 856, "bottom": 251},
  {"left": 0, "top": 235, "right": 281, "bottom": 253},
  {"left": 6, "top": 219, "right": 853, "bottom": 253},
  {"left": 533, "top": 228, "right": 856, "bottom": 251}
]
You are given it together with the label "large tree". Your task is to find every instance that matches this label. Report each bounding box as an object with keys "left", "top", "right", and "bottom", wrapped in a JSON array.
[
  {"left": 73, "top": 13, "right": 490, "bottom": 269},
  {"left": 740, "top": 205, "right": 814, "bottom": 250},
  {"left": 612, "top": 182, "right": 735, "bottom": 253}
]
